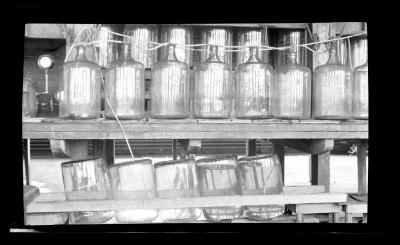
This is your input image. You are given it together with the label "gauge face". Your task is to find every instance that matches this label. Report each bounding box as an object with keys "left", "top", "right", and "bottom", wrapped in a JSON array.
[{"left": 38, "top": 55, "right": 54, "bottom": 69}]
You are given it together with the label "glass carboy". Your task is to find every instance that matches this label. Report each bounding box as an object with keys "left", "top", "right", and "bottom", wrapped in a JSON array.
[
  {"left": 272, "top": 50, "right": 311, "bottom": 119},
  {"left": 352, "top": 61, "right": 368, "bottom": 119},
  {"left": 60, "top": 45, "right": 101, "bottom": 119},
  {"left": 22, "top": 77, "right": 38, "bottom": 117},
  {"left": 196, "top": 155, "right": 243, "bottom": 222},
  {"left": 312, "top": 43, "right": 352, "bottom": 119},
  {"left": 235, "top": 47, "right": 273, "bottom": 119},
  {"left": 93, "top": 24, "right": 122, "bottom": 68},
  {"left": 236, "top": 28, "right": 269, "bottom": 65},
  {"left": 61, "top": 158, "right": 114, "bottom": 224},
  {"left": 160, "top": 25, "right": 193, "bottom": 67},
  {"left": 150, "top": 44, "right": 190, "bottom": 119},
  {"left": 193, "top": 46, "right": 233, "bottom": 119},
  {"left": 238, "top": 154, "right": 284, "bottom": 220},
  {"left": 109, "top": 159, "right": 158, "bottom": 223},
  {"left": 154, "top": 159, "right": 202, "bottom": 222},
  {"left": 200, "top": 27, "right": 233, "bottom": 69},
  {"left": 104, "top": 43, "right": 145, "bottom": 120},
  {"left": 124, "top": 24, "right": 158, "bottom": 69},
  {"left": 275, "top": 29, "right": 306, "bottom": 67}
]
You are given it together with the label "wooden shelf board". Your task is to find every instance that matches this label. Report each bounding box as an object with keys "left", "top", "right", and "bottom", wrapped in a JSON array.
[
  {"left": 26, "top": 193, "right": 347, "bottom": 213},
  {"left": 22, "top": 120, "right": 368, "bottom": 140}
]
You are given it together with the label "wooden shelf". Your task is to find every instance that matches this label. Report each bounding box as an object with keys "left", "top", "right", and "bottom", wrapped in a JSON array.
[
  {"left": 26, "top": 193, "right": 347, "bottom": 213},
  {"left": 22, "top": 118, "right": 368, "bottom": 140}
]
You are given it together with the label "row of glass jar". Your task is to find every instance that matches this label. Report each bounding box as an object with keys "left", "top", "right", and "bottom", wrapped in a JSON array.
[
  {"left": 61, "top": 154, "right": 283, "bottom": 224},
  {"left": 59, "top": 42, "right": 368, "bottom": 121}
]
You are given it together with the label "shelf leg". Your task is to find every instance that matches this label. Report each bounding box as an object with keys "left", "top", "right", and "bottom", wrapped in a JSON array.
[
  {"left": 23, "top": 139, "right": 31, "bottom": 186},
  {"left": 311, "top": 151, "right": 331, "bottom": 192},
  {"left": 105, "top": 139, "right": 115, "bottom": 165},
  {"left": 246, "top": 139, "right": 256, "bottom": 157},
  {"left": 172, "top": 139, "right": 177, "bottom": 160},
  {"left": 296, "top": 213, "right": 304, "bottom": 223},
  {"left": 345, "top": 213, "right": 353, "bottom": 223},
  {"left": 64, "top": 140, "right": 89, "bottom": 161},
  {"left": 273, "top": 143, "right": 285, "bottom": 185},
  {"left": 357, "top": 140, "right": 368, "bottom": 194}
]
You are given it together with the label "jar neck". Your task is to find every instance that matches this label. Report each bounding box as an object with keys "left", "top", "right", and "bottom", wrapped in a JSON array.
[
  {"left": 165, "top": 44, "right": 178, "bottom": 61},
  {"left": 207, "top": 45, "right": 221, "bottom": 62},
  {"left": 286, "top": 51, "right": 298, "bottom": 65},
  {"left": 247, "top": 47, "right": 260, "bottom": 63},
  {"left": 120, "top": 43, "right": 133, "bottom": 61},
  {"left": 75, "top": 46, "right": 87, "bottom": 61},
  {"left": 326, "top": 48, "right": 340, "bottom": 65}
]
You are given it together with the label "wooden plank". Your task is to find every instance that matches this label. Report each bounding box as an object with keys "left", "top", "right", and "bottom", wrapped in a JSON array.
[
  {"left": 23, "top": 139, "right": 31, "bottom": 185},
  {"left": 345, "top": 203, "right": 368, "bottom": 214},
  {"left": 270, "top": 139, "right": 334, "bottom": 155},
  {"left": 357, "top": 140, "right": 368, "bottom": 194},
  {"left": 283, "top": 185, "right": 325, "bottom": 195},
  {"left": 311, "top": 152, "right": 331, "bottom": 192},
  {"left": 26, "top": 193, "right": 347, "bottom": 213},
  {"left": 26, "top": 213, "right": 68, "bottom": 225},
  {"left": 24, "top": 185, "right": 40, "bottom": 208},
  {"left": 287, "top": 203, "right": 342, "bottom": 214}
]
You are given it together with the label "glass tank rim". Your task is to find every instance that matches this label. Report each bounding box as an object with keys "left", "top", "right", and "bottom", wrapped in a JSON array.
[
  {"left": 61, "top": 157, "right": 103, "bottom": 167},
  {"left": 109, "top": 159, "right": 153, "bottom": 169},
  {"left": 154, "top": 158, "right": 195, "bottom": 168},
  {"left": 195, "top": 155, "right": 238, "bottom": 165}
]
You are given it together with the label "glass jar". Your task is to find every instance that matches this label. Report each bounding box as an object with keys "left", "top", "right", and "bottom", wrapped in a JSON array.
[
  {"left": 150, "top": 44, "right": 190, "bottom": 119},
  {"left": 350, "top": 36, "right": 368, "bottom": 69},
  {"left": 272, "top": 50, "right": 312, "bottom": 119},
  {"left": 22, "top": 78, "right": 38, "bottom": 117},
  {"left": 60, "top": 45, "right": 101, "bottom": 119},
  {"left": 236, "top": 28, "right": 269, "bottom": 66},
  {"left": 93, "top": 24, "right": 122, "bottom": 69},
  {"left": 109, "top": 159, "right": 158, "bottom": 223},
  {"left": 235, "top": 47, "right": 273, "bottom": 119},
  {"left": 104, "top": 43, "right": 145, "bottom": 120},
  {"left": 238, "top": 154, "right": 284, "bottom": 221},
  {"left": 196, "top": 155, "right": 243, "bottom": 222},
  {"left": 124, "top": 24, "right": 158, "bottom": 69},
  {"left": 154, "top": 159, "right": 202, "bottom": 222},
  {"left": 200, "top": 27, "right": 233, "bottom": 69},
  {"left": 275, "top": 29, "right": 306, "bottom": 67},
  {"left": 160, "top": 25, "right": 193, "bottom": 67},
  {"left": 193, "top": 46, "right": 233, "bottom": 119},
  {"left": 61, "top": 158, "right": 114, "bottom": 224},
  {"left": 312, "top": 43, "right": 353, "bottom": 119},
  {"left": 352, "top": 61, "right": 368, "bottom": 119}
]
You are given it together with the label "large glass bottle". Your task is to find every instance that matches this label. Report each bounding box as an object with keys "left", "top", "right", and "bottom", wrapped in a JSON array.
[
  {"left": 124, "top": 24, "right": 158, "bottom": 69},
  {"left": 350, "top": 36, "right": 368, "bottom": 69},
  {"left": 235, "top": 47, "right": 273, "bottom": 119},
  {"left": 352, "top": 61, "right": 368, "bottom": 119},
  {"left": 60, "top": 45, "right": 101, "bottom": 119},
  {"left": 22, "top": 77, "right": 38, "bottom": 118},
  {"left": 109, "top": 159, "right": 158, "bottom": 223},
  {"left": 160, "top": 25, "right": 193, "bottom": 67},
  {"left": 312, "top": 43, "right": 352, "bottom": 119},
  {"left": 61, "top": 158, "right": 114, "bottom": 224},
  {"left": 236, "top": 28, "right": 269, "bottom": 66},
  {"left": 275, "top": 29, "right": 306, "bottom": 67},
  {"left": 200, "top": 27, "right": 233, "bottom": 69},
  {"left": 150, "top": 44, "right": 190, "bottom": 119},
  {"left": 93, "top": 24, "right": 123, "bottom": 69},
  {"left": 196, "top": 155, "right": 243, "bottom": 222},
  {"left": 104, "top": 43, "right": 145, "bottom": 120},
  {"left": 272, "top": 50, "right": 312, "bottom": 119},
  {"left": 238, "top": 154, "right": 284, "bottom": 221},
  {"left": 154, "top": 159, "right": 202, "bottom": 222},
  {"left": 193, "top": 46, "right": 233, "bottom": 119}
]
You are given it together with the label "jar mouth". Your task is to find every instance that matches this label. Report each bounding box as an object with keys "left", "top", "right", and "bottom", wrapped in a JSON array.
[
  {"left": 61, "top": 157, "right": 103, "bottom": 167},
  {"left": 109, "top": 159, "right": 152, "bottom": 169},
  {"left": 154, "top": 158, "right": 195, "bottom": 168},
  {"left": 195, "top": 155, "right": 238, "bottom": 167},
  {"left": 238, "top": 154, "right": 275, "bottom": 162}
]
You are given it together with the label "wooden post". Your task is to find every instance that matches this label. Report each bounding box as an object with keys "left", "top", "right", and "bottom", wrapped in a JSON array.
[
  {"left": 65, "top": 140, "right": 89, "bottom": 161},
  {"left": 296, "top": 213, "right": 304, "bottom": 223},
  {"left": 273, "top": 143, "right": 285, "bottom": 185},
  {"left": 345, "top": 213, "right": 353, "bottom": 223},
  {"left": 91, "top": 140, "right": 105, "bottom": 158},
  {"left": 246, "top": 139, "right": 257, "bottom": 157},
  {"left": 311, "top": 151, "right": 331, "bottom": 192},
  {"left": 23, "top": 139, "right": 31, "bottom": 186},
  {"left": 105, "top": 139, "right": 115, "bottom": 165},
  {"left": 357, "top": 140, "right": 368, "bottom": 194},
  {"left": 172, "top": 139, "right": 178, "bottom": 160}
]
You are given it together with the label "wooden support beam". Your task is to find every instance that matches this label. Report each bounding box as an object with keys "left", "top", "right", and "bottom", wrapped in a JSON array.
[
  {"left": 177, "top": 139, "right": 202, "bottom": 159},
  {"left": 246, "top": 139, "right": 257, "bottom": 156},
  {"left": 64, "top": 140, "right": 89, "bottom": 161},
  {"left": 311, "top": 151, "right": 331, "bottom": 192},
  {"left": 172, "top": 139, "right": 178, "bottom": 160},
  {"left": 23, "top": 139, "right": 31, "bottom": 185},
  {"left": 270, "top": 139, "right": 334, "bottom": 155},
  {"left": 105, "top": 139, "right": 115, "bottom": 165},
  {"left": 357, "top": 140, "right": 368, "bottom": 194},
  {"left": 91, "top": 140, "right": 105, "bottom": 158},
  {"left": 273, "top": 143, "right": 285, "bottom": 185}
]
